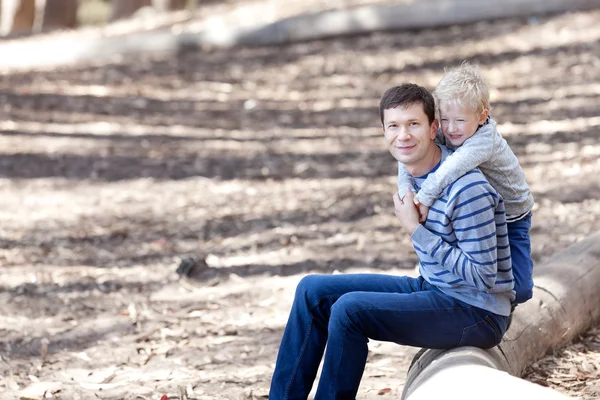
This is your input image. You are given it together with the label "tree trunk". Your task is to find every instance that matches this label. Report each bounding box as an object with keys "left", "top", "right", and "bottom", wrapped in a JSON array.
[
  {"left": 42, "top": 0, "right": 78, "bottom": 31},
  {"left": 153, "top": 0, "right": 188, "bottom": 12},
  {"left": 12, "top": 0, "right": 34, "bottom": 33},
  {"left": 402, "top": 231, "right": 600, "bottom": 399},
  {"left": 167, "top": 0, "right": 187, "bottom": 11},
  {"left": 110, "top": 0, "right": 152, "bottom": 21},
  {"left": 1, "top": 0, "right": 36, "bottom": 35}
]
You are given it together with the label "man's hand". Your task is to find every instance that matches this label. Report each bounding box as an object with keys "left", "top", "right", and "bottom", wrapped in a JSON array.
[
  {"left": 413, "top": 198, "right": 429, "bottom": 223},
  {"left": 393, "top": 190, "right": 421, "bottom": 235}
]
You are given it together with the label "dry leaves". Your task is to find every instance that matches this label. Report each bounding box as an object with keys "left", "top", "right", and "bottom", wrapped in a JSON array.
[{"left": 525, "top": 328, "right": 600, "bottom": 399}]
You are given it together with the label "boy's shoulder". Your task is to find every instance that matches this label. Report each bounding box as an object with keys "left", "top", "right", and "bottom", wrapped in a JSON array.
[{"left": 475, "top": 117, "right": 503, "bottom": 138}]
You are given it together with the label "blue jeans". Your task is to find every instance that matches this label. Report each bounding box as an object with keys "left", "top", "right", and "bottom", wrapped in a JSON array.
[
  {"left": 269, "top": 274, "right": 508, "bottom": 400},
  {"left": 507, "top": 212, "right": 534, "bottom": 305}
]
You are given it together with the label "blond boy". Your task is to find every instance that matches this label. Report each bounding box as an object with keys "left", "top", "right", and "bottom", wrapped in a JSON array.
[{"left": 397, "top": 62, "right": 534, "bottom": 305}]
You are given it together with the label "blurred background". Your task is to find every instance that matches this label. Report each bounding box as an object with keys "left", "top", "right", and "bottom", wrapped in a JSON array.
[{"left": 0, "top": 0, "right": 599, "bottom": 399}]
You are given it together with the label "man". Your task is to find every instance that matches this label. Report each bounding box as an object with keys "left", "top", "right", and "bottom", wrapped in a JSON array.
[{"left": 268, "top": 83, "right": 515, "bottom": 400}]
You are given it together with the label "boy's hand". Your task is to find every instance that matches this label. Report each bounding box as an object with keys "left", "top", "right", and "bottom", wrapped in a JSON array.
[
  {"left": 413, "top": 198, "right": 429, "bottom": 223},
  {"left": 393, "top": 190, "right": 421, "bottom": 235}
]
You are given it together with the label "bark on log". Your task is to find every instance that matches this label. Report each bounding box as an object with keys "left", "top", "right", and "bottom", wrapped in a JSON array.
[{"left": 402, "top": 231, "right": 600, "bottom": 399}]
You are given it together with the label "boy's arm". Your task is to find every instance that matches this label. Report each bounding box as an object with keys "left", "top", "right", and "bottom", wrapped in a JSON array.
[
  {"left": 415, "top": 122, "right": 495, "bottom": 207},
  {"left": 397, "top": 161, "right": 415, "bottom": 197},
  {"left": 411, "top": 181, "right": 500, "bottom": 291},
  {"left": 397, "top": 128, "right": 445, "bottom": 197}
]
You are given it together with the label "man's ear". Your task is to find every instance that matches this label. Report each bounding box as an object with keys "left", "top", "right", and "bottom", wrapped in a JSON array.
[
  {"left": 479, "top": 109, "right": 489, "bottom": 124},
  {"left": 430, "top": 119, "right": 439, "bottom": 139}
]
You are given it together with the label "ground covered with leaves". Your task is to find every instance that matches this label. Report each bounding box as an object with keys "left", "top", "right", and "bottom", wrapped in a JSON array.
[{"left": 0, "top": 2, "right": 599, "bottom": 399}]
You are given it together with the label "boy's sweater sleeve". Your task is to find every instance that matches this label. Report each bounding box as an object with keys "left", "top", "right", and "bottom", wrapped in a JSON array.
[
  {"left": 397, "top": 162, "right": 415, "bottom": 196},
  {"left": 397, "top": 129, "right": 446, "bottom": 195},
  {"left": 415, "top": 123, "right": 496, "bottom": 207}
]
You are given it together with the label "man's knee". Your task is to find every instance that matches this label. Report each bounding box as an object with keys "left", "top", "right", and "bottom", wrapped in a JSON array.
[
  {"left": 329, "top": 293, "right": 364, "bottom": 333},
  {"left": 295, "top": 274, "right": 327, "bottom": 307}
]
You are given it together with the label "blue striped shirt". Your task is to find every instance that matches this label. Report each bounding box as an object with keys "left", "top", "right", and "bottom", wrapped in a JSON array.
[{"left": 410, "top": 145, "right": 515, "bottom": 316}]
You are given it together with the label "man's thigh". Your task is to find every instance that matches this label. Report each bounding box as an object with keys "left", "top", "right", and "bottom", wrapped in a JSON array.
[
  {"left": 298, "top": 273, "right": 424, "bottom": 308},
  {"left": 333, "top": 288, "right": 502, "bottom": 349}
]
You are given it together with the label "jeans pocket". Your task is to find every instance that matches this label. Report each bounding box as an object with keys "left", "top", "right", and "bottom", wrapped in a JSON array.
[{"left": 458, "top": 315, "right": 502, "bottom": 349}]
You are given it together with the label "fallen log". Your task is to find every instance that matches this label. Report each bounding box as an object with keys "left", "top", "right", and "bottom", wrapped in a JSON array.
[
  {"left": 402, "top": 230, "right": 600, "bottom": 399},
  {"left": 402, "top": 347, "right": 572, "bottom": 399},
  {"left": 205, "top": 0, "right": 600, "bottom": 47}
]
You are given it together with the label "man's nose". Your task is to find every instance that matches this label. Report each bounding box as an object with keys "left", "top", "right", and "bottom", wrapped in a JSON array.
[
  {"left": 396, "top": 127, "right": 411, "bottom": 140},
  {"left": 447, "top": 121, "right": 457, "bottom": 132}
]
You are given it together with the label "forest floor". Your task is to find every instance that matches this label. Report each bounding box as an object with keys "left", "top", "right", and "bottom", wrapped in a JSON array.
[{"left": 0, "top": 1, "right": 599, "bottom": 399}]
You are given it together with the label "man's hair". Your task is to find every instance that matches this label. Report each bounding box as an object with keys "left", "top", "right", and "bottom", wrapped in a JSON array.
[
  {"left": 379, "top": 83, "right": 436, "bottom": 125},
  {"left": 433, "top": 61, "right": 491, "bottom": 113}
]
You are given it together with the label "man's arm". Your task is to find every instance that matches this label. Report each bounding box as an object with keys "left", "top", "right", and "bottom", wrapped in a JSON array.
[
  {"left": 415, "top": 122, "right": 496, "bottom": 207},
  {"left": 410, "top": 178, "right": 500, "bottom": 291}
]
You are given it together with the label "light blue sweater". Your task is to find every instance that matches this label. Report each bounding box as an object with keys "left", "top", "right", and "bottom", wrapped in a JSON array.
[
  {"left": 410, "top": 145, "right": 515, "bottom": 316},
  {"left": 399, "top": 118, "right": 534, "bottom": 220}
]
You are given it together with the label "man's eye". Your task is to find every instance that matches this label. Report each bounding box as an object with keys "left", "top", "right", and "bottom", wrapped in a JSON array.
[
  {"left": 441, "top": 119, "right": 448, "bottom": 122},
  {"left": 457, "top": 119, "right": 465, "bottom": 122}
]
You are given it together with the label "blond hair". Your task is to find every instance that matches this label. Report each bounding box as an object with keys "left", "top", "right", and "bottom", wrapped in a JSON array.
[{"left": 433, "top": 62, "right": 490, "bottom": 114}]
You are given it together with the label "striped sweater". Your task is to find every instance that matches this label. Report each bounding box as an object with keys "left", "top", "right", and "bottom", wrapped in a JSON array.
[{"left": 410, "top": 145, "right": 516, "bottom": 316}]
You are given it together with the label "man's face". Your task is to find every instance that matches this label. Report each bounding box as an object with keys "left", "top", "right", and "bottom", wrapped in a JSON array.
[
  {"left": 439, "top": 102, "right": 488, "bottom": 147},
  {"left": 382, "top": 103, "right": 438, "bottom": 166}
]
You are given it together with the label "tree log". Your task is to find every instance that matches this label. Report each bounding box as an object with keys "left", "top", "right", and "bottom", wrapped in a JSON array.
[
  {"left": 199, "top": 0, "right": 600, "bottom": 46},
  {"left": 402, "top": 231, "right": 600, "bottom": 399}
]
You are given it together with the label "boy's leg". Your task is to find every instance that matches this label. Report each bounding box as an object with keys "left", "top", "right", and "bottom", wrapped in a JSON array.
[
  {"left": 314, "top": 282, "right": 507, "bottom": 400},
  {"left": 269, "top": 273, "right": 423, "bottom": 400},
  {"left": 507, "top": 213, "right": 534, "bottom": 304}
]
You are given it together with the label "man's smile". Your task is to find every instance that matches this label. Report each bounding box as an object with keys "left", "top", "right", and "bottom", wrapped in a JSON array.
[{"left": 395, "top": 144, "right": 416, "bottom": 153}]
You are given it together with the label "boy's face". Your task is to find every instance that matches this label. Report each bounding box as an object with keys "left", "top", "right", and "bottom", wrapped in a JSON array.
[
  {"left": 439, "top": 102, "right": 489, "bottom": 147},
  {"left": 382, "top": 103, "right": 438, "bottom": 167}
]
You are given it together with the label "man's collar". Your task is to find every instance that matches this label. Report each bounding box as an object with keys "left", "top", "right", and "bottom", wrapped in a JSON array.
[{"left": 413, "top": 144, "right": 448, "bottom": 180}]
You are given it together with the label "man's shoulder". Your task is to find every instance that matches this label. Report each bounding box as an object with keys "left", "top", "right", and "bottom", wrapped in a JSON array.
[{"left": 444, "top": 168, "right": 498, "bottom": 201}]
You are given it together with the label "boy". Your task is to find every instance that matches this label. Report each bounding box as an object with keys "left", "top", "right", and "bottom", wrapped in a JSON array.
[
  {"left": 397, "top": 62, "right": 534, "bottom": 306},
  {"left": 269, "top": 83, "right": 514, "bottom": 399}
]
